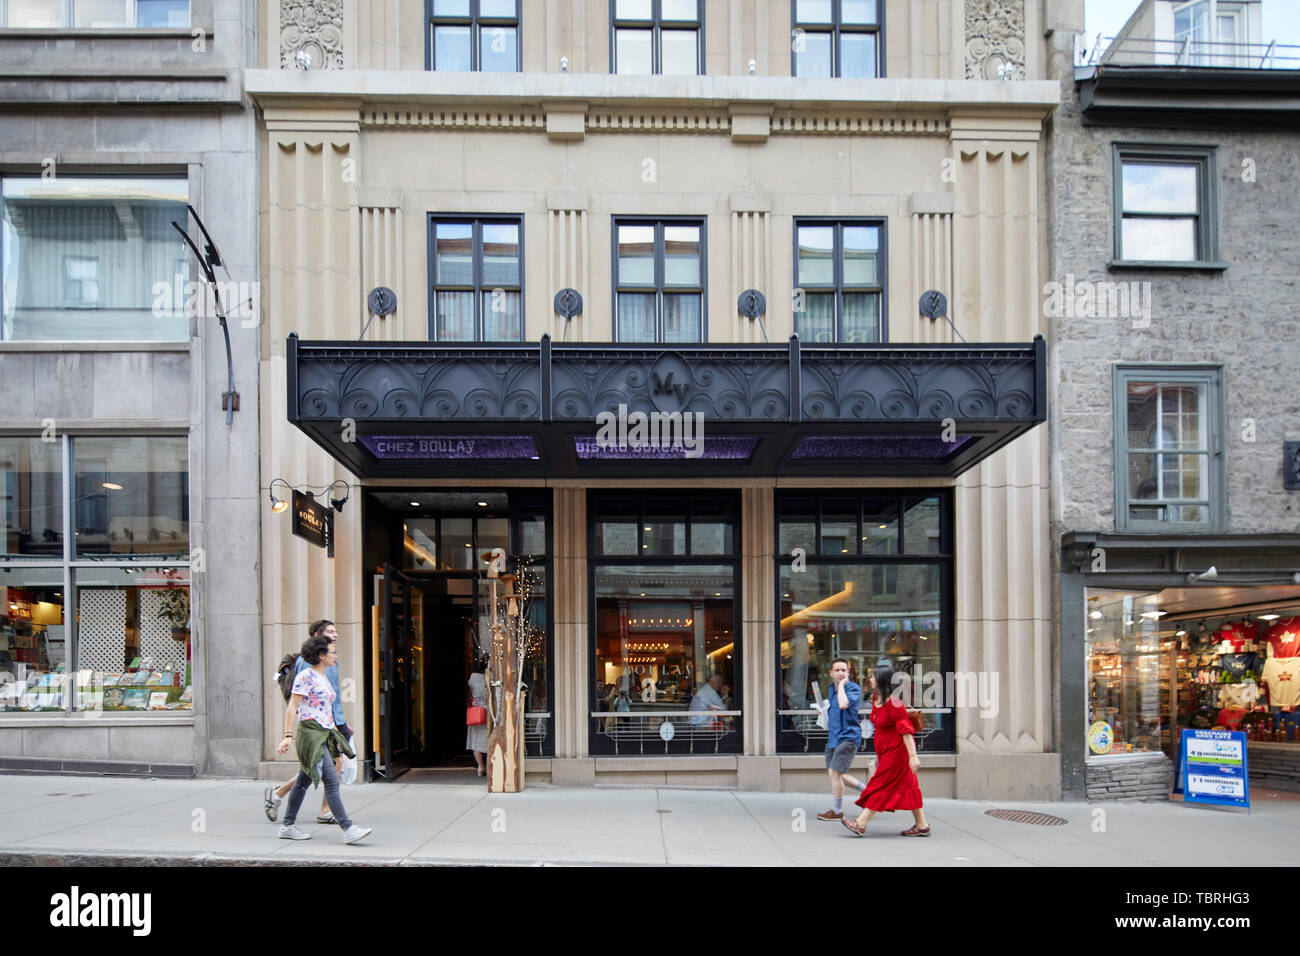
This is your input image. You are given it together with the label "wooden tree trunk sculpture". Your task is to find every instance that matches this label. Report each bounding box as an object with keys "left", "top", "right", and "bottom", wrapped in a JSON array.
[{"left": 483, "top": 558, "right": 526, "bottom": 793}]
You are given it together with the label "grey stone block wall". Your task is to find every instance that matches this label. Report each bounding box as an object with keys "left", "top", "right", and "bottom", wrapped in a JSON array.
[
  {"left": 1045, "top": 33, "right": 1300, "bottom": 539},
  {"left": 1085, "top": 753, "right": 1173, "bottom": 801}
]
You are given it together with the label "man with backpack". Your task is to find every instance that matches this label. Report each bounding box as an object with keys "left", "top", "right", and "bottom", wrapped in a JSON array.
[{"left": 264, "top": 619, "right": 353, "bottom": 824}]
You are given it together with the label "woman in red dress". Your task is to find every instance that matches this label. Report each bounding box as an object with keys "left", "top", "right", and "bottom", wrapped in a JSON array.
[{"left": 842, "top": 664, "right": 930, "bottom": 837}]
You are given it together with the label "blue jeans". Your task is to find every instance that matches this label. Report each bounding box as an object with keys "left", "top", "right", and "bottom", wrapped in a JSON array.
[{"left": 283, "top": 754, "right": 352, "bottom": 829}]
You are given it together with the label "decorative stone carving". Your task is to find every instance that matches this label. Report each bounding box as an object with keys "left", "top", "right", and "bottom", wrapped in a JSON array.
[
  {"left": 280, "top": 0, "right": 344, "bottom": 71},
  {"left": 965, "top": 0, "right": 1026, "bottom": 80}
]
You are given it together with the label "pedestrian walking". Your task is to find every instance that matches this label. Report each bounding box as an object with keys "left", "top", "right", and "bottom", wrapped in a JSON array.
[
  {"left": 467, "top": 662, "right": 488, "bottom": 776},
  {"left": 264, "top": 619, "right": 353, "bottom": 823},
  {"left": 816, "top": 658, "right": 866, "bottom": 821},
  {"left": 275, "top": 632, "right": 372, "bottom": 844},
  {"left": 842, "top": 663, "right": 930, "bottom": 837}
]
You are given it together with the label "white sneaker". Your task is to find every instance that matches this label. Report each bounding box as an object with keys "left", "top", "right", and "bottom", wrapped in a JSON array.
[
  {"left": 278, "top": 824, "right": 311, "bottom": 841},
  {"left": 342, "top": 825, "right": 373, "bottom": 845}
]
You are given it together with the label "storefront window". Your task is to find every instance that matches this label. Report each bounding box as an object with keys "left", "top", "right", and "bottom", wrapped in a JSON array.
[
  {"left": 73, "top": 567, "right": 191, "bottom": 712},
  {"left": 0, "top": 566, "right": 67, "bottom": 711},
  {"left": 776, "top": 491, "right": 952, "bottom": 753},
  {"left": 590, "top": 493, "right": 740, "bottom": 755},
  {"left": 73, "top": 435, "right": 189, "bottom": 556},
  {"left": 1085, "top": 590, "right": 1167, "bottom": 755},
  {"left": 0, "top": 437, "right": 63, "bottom": 558},
  {"left": 0, "top": 433, "right": 190, "bottom": 716}
]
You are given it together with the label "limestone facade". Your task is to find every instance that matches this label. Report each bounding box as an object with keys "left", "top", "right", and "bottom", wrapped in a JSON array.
[{"left": 251, "top": 0, "right": 1069, "bottom": 794}]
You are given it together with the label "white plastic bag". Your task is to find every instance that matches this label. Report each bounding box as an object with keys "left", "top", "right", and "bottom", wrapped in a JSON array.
[{"left": 339, "top": 735, "right": 358, "bottom": 785}]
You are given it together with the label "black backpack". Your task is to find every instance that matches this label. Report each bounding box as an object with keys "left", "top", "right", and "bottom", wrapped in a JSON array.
[{"left": 275, "top": 654, "right": 298, "bottom": 702}]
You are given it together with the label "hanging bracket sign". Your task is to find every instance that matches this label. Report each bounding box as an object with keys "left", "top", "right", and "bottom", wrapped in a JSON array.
[{"left": 291, "top": 490, "right": 334, "bottom": 558}]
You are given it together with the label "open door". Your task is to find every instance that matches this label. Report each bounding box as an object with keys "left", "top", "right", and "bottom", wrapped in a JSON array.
[{"left": 376, "top": 563, "right": 413, "bottom": 778}]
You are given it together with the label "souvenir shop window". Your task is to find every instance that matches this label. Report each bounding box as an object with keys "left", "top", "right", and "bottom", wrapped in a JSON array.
[
  {"left": 0, "top": 566, "right": 68, "bottom": 711},
  {"left": 1085, "top": 590, "right": 1169, "bottom": 755},
  {"left": 1174, "top": 608, "right": 1300, "bottom": 743},
  {"left": 72, "top": 567, "right": 192, "bottom": 713}
]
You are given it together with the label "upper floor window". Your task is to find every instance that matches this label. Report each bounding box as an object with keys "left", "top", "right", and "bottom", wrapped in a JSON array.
[
  {"left": 1, "top": 175, "right": 189, "bottom": 342},
  {"left": 1, "top": 0, "right": 189, "bottom": 28},
  {"left": 611, "top": 0, "right": 702, "bottom": 75},
  {"left": 794, "top": 220, "right": 883, "bottom": 343},
  {"left": 614, "top": 219, "right": 704, "bottom": 342},
  {"left": 1175, "top": 0, "right": 1249, "bottom": 66},
  {"left": 428, "top": 216, "right": 522, "bottom": 341},
  {"left": 792, "top": 0, "right": 880, "bottom": 78},
  {"left": 1113, "top": 145, "right": 1219, "bottom": 266},
  {"left": 427, "top": 0, "right": 520, "bottom": 72},
  {"left": 1113, "top": 366, "right": 1225, "bottom": 531}
]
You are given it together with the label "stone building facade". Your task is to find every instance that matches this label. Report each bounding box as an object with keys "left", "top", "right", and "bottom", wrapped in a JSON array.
[{"left": 0, "top": 0, "right": 261, "bottom": 776}]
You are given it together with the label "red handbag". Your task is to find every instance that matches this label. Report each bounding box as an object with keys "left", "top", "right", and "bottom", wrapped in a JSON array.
[{"left": 466, "top": 705, "right": 487, "bottom": 726}]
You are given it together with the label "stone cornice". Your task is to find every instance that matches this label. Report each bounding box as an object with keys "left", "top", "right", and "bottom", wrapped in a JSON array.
[{"left": 247, "top": 69, "right": 1060, "bottom": 116}]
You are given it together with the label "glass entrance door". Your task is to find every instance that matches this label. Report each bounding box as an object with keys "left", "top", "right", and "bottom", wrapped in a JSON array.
[{"left": 377, "top": 563, "right": 414, "bottom": 778}]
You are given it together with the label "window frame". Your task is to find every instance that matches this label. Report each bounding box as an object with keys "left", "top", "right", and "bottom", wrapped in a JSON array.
[
  {"left": 424, "top": 0, "right": 521, "bottom": 72},
  {"left": 1111, "top": 144, "right": 1222, "bottom": 269},
  {"left": 609, "top": 0, "right": 704, "bottom": 75},
  {"left": 611, "top": 216, "right": 707, "bottom": 343},
  {"left": 790, "top": 0, "right": 885, "bottom": 78},
  {"left": 426, "top": 214, "right": 525, "bottom": 342},
  {"left": 0, "top": 431, "right": 191, "bottom": 716},
  {"left": 1112, "top": 364, "right": 1226, "bottom": 533},
  {"left": 774, "top": 490, "right": 954, "bottom": 755},
  {"left": 0, "top": 0, "right": 191, "bottom": 28},
  {"left": 792, "top": 217, "right": 888, "bottom": 344}
]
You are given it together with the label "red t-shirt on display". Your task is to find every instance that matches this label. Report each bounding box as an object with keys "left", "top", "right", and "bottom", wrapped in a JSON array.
[
  {"left": 1218, "top": 621, "right": 1258, "bottom": 653},
  {"left": 1217, "top": 708, "right": 1247, "bottom": 730},
  {"left": 1266, "top": 618, "right": 1300, "bottom": 659}
]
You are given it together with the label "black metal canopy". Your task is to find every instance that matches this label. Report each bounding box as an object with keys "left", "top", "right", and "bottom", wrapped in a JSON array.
[{"left": 287, "top": 333, "right": 1046, "bottom": 479}]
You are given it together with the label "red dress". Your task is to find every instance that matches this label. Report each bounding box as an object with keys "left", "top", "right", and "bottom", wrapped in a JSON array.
[{"left": 855, "top": 697, "right": 923, "bottom": 812}]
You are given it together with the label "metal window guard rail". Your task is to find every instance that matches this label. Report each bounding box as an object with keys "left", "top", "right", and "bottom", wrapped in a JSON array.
[
  {"left": 1079, "top": 34, "right": 1300, "bottom": 69},
  {"left": 591, "top": 709, "right": 741, "bottom": 755},
  {"left": 778, "top": 708, "right": 951, "bottom": 752}
]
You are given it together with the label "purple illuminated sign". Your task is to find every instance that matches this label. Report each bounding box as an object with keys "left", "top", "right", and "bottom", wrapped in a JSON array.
[
  {"left": 573, "top": 436, "right": 756, "bottom": 461},
  {"left": 359, "top": 435, "right": 539, "bottom": 460},
  {"left": 791, "top": 435, "right": 972, "bottom": 460}
]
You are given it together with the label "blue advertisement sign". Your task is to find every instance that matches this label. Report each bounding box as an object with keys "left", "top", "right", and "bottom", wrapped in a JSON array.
[{"left": 1179, "top": 729, "right": 1249, "bottom": 809}]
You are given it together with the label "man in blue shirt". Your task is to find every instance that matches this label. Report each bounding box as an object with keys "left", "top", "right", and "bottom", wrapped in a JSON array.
[
  {"left": 264, "top": 619, "right": 351, "bottom": 823},
  {"left": 817, "top": 658, "right": 866, "bottom": 821}
]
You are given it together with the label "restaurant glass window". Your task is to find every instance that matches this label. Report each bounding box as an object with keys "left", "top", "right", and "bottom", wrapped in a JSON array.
[
  {"left": 1085, "top": 590, "right": 1168, "bottom": 756},
  {"left": 590, "top": 493, "right": 739, "bottom": 755},
  {"left": 776, "top": 491, "right": 952, "bottom": 753},
  {"left": 2, "top": 176, "right": 190, "bottom": 341}
]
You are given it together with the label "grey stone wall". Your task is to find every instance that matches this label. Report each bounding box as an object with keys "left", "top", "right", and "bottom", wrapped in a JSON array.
[
  {"left": 1045, "top": 34, "right": 1300, "bottom": 538},
  {"left": 1085, "top": 753, "right": 1172, "bottom": 801},
  {"left": 0, "top": 0, "right": 261, "bottom": 777}
]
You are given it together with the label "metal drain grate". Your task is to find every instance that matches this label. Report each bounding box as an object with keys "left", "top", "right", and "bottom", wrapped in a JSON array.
[{"left": 984, "top": 809, "right": 1067, "bottom": 826}]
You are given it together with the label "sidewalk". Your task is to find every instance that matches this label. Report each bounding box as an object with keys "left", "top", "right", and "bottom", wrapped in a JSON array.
[{"left": 0, "top": 773, "right": 1295, "bottom": 866}]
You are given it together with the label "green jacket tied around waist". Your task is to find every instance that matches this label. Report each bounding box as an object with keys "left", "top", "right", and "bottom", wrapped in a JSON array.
[{"left": 294, "top": 719, "right": 355, "bottom": 787}]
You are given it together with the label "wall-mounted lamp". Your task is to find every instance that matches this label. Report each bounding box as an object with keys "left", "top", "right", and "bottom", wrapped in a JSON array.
[
  {"left": 325, "top": 479, "right": 351, "bottom": 513},
  {"left": 269, "top": 478, "right": 293, "bottom": 514}
]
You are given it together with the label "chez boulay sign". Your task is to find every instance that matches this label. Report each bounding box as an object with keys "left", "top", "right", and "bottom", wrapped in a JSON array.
[{"left": 291, "top": 490, "right": 334, "bottom": 558}]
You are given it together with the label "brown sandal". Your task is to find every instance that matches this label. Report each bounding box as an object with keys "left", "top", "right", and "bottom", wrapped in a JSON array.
[
  {"left": 899, "top": 825, "right": 931, "bottom": 837},
  {"left": 841, "top": 817, "right": 867, "bottom": 837}
]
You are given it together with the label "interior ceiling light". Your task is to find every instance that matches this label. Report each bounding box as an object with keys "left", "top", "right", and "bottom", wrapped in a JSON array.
[
  {"left": 102, "top": 481, "right": 123, "bottom": 490},
  {"left": 1090, "top": 610, "right": 1103, "bottom": 619}
]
